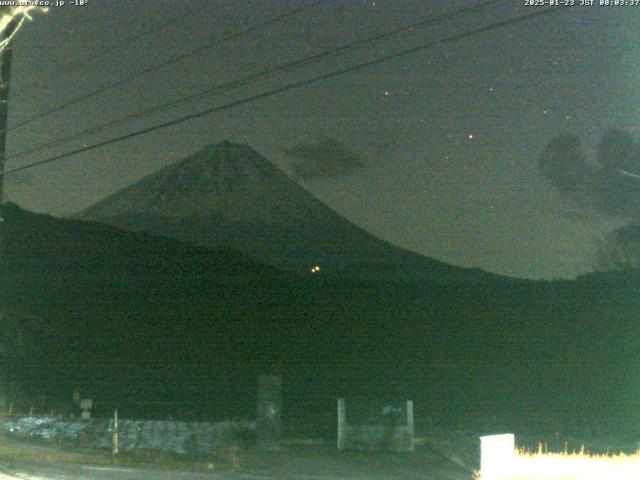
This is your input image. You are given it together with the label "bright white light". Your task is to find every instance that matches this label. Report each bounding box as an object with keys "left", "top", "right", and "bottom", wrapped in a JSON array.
[
  {"left": 479, "top": 434, "right": 516, "bottom": 479},
  {"left": 476, "top": 433, "right": 640, "bottom": 480},
  {"left": 310, "top": 265, "right": 320, "bottom": 273},
  {"left": 0, "top": 6, "right": 48, "bottom": 53}
]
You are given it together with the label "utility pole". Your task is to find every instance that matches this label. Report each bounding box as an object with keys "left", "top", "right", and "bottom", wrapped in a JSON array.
[
  {"left": 0, "top": 10, "right": 18, "bottom": 225},
  {"left": 0, "top": 7, "right": 17, "bottom": 406}
]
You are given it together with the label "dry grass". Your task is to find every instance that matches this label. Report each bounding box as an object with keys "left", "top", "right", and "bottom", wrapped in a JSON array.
[{"left": 474, "top": 446, "right": 640, "bottom": 480}]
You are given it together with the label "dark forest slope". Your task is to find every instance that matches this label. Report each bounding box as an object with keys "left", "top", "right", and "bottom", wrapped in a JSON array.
[{"left": 2, "top": 204, "right": 639, "bottom": 436}]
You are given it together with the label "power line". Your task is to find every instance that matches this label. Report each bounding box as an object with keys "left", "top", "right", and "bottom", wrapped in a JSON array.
[
  {"left": 3, "top": 6, "right": 571, "bottom": 178},
  {"left": 12, "top": 3, "right": 203, "bottom": 96},
  {"left": 7, "top": 0, "right": 506, "bottom": 163},
  {"left": 6, "top": 0, "right": 332, "bottom": 133}
]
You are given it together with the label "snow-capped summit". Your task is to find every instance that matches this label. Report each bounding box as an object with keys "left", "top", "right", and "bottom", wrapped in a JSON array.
[
  {"left": 83, "top": 142, "right": 314, "bottom": 222},
  {"left": 80, "top": 142, "right": 491, "bottom": 281}
]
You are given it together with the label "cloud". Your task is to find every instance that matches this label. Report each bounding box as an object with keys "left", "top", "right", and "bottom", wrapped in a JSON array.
[
  {"left": 538, "top": 128, "right": 640, "bottom": 271},
  {"left": 283, "top": 136, "right": 367, "bottom": 180},
  {"left": 592, "top": 129, "right": 640, "bottom": 219},
  {"left": 593, "top": 224, "right": 640, "bottom": 271},
  {"left": 538, "top": 128, "right": 640, "bottom": 220},
  {"left": 538, "top": 134, "right": 591, "bottom": 194},
  {"left": 597, "top": 129, "right": 639, "bottom": 174}
]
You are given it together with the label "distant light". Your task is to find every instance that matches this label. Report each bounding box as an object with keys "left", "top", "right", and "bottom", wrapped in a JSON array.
[
  {"left": 468, "top": 134, "right": 474, "bottom": 139},
  {"left": 311, "top": 265, "right": 321, "bottom": 273}
]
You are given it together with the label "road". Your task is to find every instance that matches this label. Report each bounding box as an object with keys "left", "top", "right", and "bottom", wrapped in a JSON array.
[
  {"left": 0, "top": 461, "right": 271, "bottom": 479},
  {"left": 0, "top": 446, "right": 474, "bottom": 479}
]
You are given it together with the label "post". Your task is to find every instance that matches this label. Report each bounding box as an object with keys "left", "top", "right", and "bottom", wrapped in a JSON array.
[
  {"left": 0, "top": 10, "right": 17, "bottom": 211},
  {"left": 111, "top": 409, "right": 118, "bottom": 455},
  {"left": 0, "top": 11, "right": 17, "bottom": 395},
  {"left": 256, "top": 375, "right": 282, "bottom": 450},
  {"left": 337, "top": 398, "right": 345, "bottom": 451},
  {"left": 406, "top": 400, "right": 414, "bottom": 449}
]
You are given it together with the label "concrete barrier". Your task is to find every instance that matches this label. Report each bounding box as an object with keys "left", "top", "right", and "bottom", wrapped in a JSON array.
[
  {"left": 0, "top": 416, "right": 256, "bottom": 455},
  {"left": 336, "top": 398, "right": 414, "bottom": 451}
]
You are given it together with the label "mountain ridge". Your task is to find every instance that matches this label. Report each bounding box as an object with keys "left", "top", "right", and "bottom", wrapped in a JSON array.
[
  {"left": 79, "top": 141, "right": 502, "bottom": 282},
  {"left": 2, "top": 202, "right": 640, "bottom": 431}
]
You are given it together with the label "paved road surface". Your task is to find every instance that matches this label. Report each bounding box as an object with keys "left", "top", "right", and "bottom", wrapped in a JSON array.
[
  {"left": 0, "top": 446, "right": 474, "bottom": 479},
  {"left": 0, "top": 462, "right": 270, "bottom": 479}
]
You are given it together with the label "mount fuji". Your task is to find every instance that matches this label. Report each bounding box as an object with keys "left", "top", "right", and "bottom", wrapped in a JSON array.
[{"left": 80, "top": 141, "right": 493, "bottom": 282}]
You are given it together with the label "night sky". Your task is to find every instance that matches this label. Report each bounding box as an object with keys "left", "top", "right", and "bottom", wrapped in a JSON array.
[{"left": 3, "top": 0, "right": 639, "bottom": 279}]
